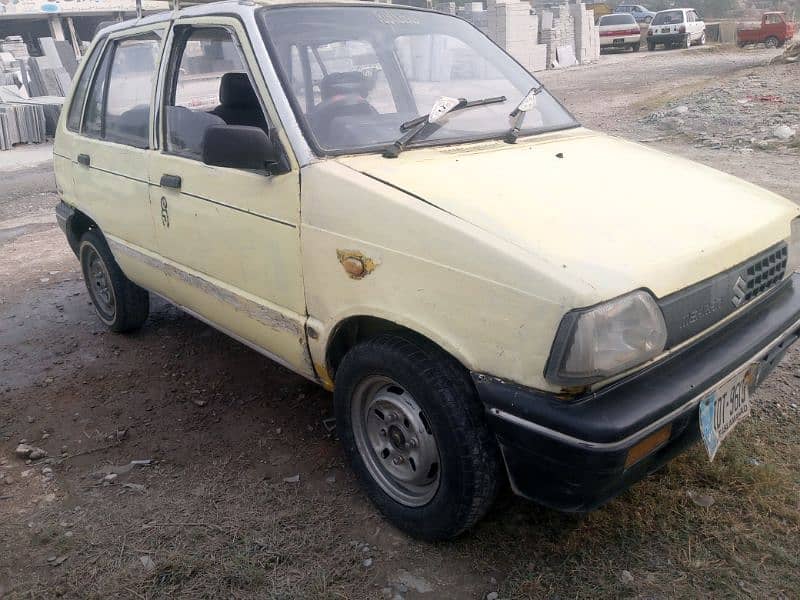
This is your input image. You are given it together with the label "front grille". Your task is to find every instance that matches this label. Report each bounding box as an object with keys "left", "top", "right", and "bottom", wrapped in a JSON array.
[
  {"left": 659, "top": 242, "right": 789, "bottom": 348},
  {"left": 741, "top": 245, "right": 788, "bottom": 303}
]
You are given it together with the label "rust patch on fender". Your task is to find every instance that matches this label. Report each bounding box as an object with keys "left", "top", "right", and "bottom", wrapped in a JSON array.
[{"left": 336, "top": 249, "right": 378, "bottom": 280}]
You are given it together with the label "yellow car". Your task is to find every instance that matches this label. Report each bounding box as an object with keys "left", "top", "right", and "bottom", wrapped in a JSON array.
[{"left": 54, "top": 0, "right": 800, "bottom": 541}]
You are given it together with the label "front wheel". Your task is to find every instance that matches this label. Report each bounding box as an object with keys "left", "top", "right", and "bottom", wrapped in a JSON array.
[
  {"left": 631, "top": 42, "right": 641, "bottom": 52},
  {"left": 648, "top": 40, "right": 656, "bottom": 51},
  {"left": 765, "top": 36, "right": 779, "bottom": 48},
  {"left": 698, "top": 31, "right": 706, "bottom": 46},
  {"left": 334, "top": 333, "right": 502, "bottom": 541},
  {"left": 684, "top": 34, "right": 692, "bottom": 49},
  {"left": 79, "top": 230, "right": 149, "bottom": 332}
]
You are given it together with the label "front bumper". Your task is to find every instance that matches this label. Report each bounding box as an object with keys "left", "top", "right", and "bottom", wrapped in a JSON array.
[{"left": 474, "top": 273, "right": 800, "bottom": 512}]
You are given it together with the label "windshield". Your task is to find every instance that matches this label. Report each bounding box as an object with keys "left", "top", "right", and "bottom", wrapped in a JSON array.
[
  {"left": 652, "top": 10, "right": 684, "bottom": 25},
  {"left": 600, "top": 14, "right": 636, "bottom": 25},
  {"left": 259, "top": 6, "right": 577, "bottom": 155}
]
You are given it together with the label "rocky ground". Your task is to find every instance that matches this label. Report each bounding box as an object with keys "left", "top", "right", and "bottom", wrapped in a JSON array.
[{"left": 2, "top": 43, "right": 800, "bottom": 599}]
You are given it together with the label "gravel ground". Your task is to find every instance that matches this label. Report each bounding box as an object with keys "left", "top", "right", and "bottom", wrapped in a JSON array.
[{"left": 1, "top": 44, "right": 800, "bottom": 599}]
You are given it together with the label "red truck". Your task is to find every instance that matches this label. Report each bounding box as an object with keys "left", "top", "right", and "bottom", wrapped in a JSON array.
[{"left": 737, "top": 12, "right": 797, "bottom": 48}]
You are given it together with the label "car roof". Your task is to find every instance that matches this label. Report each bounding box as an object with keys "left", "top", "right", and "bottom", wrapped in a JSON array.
[
  {"left": 96, "top": 0, "right": 418, "bottom": 38},
  {"left": 655, "top": 7, "right": 693, "bottom": 12}
]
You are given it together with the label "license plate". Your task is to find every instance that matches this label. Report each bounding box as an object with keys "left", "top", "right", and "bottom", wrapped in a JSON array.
[
  {"left": 613, "top": 38, "right": 625, "bottom": 45},
  {"left": 662, "top": 28, "right": 671, "bottom": 33},
  {"left": 698, "top": 365, "right": 757, "bottom": 460}
]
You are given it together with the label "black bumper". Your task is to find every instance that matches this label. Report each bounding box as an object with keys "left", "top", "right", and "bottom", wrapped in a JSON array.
[
  {"left": 650, "top": 33, "right": 688, "bottom": 45},
  {"left": 55, "top": 200, "right": 80, "bottom": 255},
  {"left": 474, "top": 274, "right": 800, "bottom": 512}
]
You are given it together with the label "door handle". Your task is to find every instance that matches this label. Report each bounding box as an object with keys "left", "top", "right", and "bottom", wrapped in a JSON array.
[
  {"left": 77, "top": 154, "right": 90, "bottom": 166},
  {"left": 160, "top": 174, "right": 182, "bottom": 189}
]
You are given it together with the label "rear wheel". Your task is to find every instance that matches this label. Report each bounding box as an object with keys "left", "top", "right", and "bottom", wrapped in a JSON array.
[
  {"left": 334, "top": 333, "right": 502, "bottom": 541},
  {"left": 684, "top": 34, "right": 692, "bottom": 49},
  {"left": 631, "top": 42, "right": 641, "bottom": 52},
  {"left": 648, "top": 40, "right": 656, "bottom": 51},
  {"left": 79, "top": 230, "right": 149, "bottom": 333},
  {"left": 698, "top": 31, "right": 706, "bottom": 46},
  {"left": 765, "top": 36, "right": 779, "bottom": 48}
]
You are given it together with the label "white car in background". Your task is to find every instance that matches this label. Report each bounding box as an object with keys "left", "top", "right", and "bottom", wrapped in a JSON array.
[
  {"left": 647, "top": 8, "right": 706, "bottom": 50},
  {"left": 598, "top": 13, "right": 642, "bottom": 52}
]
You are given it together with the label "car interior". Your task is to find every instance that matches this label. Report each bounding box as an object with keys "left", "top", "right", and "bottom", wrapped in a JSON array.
[{"left": 166, "top": 71, "right": 270, "bottom": 160}]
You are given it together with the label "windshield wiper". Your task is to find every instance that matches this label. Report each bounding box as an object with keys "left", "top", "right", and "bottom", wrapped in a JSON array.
[
  {"left": 383, "top": 95, "right": 506, "bottom": 158},
  {"left": 504, "top": 85, "right": 545, "bottom": 144}
]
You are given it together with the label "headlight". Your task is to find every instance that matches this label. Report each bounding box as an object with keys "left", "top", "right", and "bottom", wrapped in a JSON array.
[
  {"left": 787, "top": 217, "right": 800, "bottom": 274},
  {"left": 545, "top": 290, "right": 667, "bottom": 386}
]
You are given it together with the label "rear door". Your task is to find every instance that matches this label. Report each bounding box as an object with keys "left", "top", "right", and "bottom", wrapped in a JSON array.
[
  {"left": 71, "top": 24, "right": 170, "bottom": 291},
  {"left": 147, "top": 17, "right": 312, "bottom": 377}
]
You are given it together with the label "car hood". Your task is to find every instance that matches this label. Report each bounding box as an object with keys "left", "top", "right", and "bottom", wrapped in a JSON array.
[{"left": 337, "top": 128, "right": 799, "bottom": 300}]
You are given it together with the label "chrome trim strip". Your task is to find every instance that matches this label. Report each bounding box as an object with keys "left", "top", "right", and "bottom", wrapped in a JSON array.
[{"left": 490, "top": 315, "right": 800, "bottom": 451}]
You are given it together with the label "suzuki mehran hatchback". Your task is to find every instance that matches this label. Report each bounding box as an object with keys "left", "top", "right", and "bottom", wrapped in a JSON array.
[{"left": 54, "top": 0, "right": 800, "bottom": 541}]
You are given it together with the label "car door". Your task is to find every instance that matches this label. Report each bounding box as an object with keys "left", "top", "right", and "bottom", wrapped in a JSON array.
[
  {"left": 71, "top": 23, "right": 171, "bottom": 292},
  {"left": 147, "top": 17, "right": 312, "bottom": 377}
]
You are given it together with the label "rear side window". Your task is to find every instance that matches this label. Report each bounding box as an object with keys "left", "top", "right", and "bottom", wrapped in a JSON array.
[
  {"left": 82, "top": 31, "right": 162, "bottom": 148},
  {"left": 66, "top": 42, "right": 103, "bottom": 132},
  {"left": 104, "top": 34, "right": 162, "bottom": 148},
  {"left": 600, "top": 14, "right": 636, "bottom": 25}
]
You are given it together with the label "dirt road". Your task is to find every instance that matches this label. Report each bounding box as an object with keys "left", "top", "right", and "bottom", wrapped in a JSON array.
[{"left": 2, "top": 45, "right": 799, "bottom": 599}]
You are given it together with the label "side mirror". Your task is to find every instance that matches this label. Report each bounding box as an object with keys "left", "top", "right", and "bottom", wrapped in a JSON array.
[{"left": 202, "top": 125, "right": 287, "bottom": 173}]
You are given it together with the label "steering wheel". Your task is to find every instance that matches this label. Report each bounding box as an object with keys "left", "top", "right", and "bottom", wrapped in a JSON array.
[{"left": 309, "top": 95, "right": 378, "bottom": 146}]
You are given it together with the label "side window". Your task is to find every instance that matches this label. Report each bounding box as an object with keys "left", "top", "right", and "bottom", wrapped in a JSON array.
[
  {"left": 66, "top": 41, "right": 103, "bottom": 132},
  {"left": 82, "top": 45, "right": 112, "bottom": 138},
  {"left": 165, "top": 27, "right": 270, "bottom": 161},
  {"left": 687, "top": 12, "right": 695, "bottom": 22},
  {"left": 82, "top": 31, "right": 162, "bottom": 147},
  {"left": 104, "top": 34, "right": 162, "bottom": 148}
]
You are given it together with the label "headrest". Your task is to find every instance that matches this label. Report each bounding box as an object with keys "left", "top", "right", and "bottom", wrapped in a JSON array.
[
  {"left": 320, "top": 71, "right": 368, "bottom": 100},
  {"left": 218, "top": 72, "right": 259, "bottom": 109}
]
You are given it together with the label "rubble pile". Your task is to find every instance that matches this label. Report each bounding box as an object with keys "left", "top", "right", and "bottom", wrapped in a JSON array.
[
  {"left": 640, "top": 69, "right": 800, "bottom": 153},
  {"left": 771, "top": 41, "right": 800, "bottom": 65}
]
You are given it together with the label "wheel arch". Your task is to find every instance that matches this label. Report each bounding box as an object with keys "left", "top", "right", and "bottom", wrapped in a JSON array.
[
  {"left": 323, "top": 314, "right": 472, "bottom": 385},
  {"left": 63, "top": 206, "right": 101, "bottom": 256}
]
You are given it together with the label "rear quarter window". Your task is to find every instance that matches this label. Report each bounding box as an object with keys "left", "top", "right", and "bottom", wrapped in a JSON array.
[{"left": 66, "top": 41, "right": 104, "bottom": 132}]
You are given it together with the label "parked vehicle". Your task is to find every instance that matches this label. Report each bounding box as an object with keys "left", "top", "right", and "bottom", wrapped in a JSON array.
[
  {"left": 647, "top": 8, "right": 706, "bottom": 50},
  {"left": 737, "top": 12, "right": 797, "bottom": 48},
  {"left": 614, "top": 4, "right": 656, "bottom": 24},
  {"left": 55, "top": 0, "right": 800, "bottom": 541},
  {"left": 599, "top": 13, "right": 642, "bottom": 51}
]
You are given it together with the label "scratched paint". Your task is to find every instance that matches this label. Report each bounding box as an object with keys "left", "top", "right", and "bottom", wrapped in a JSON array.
[{"left": 108, "top": 239, "right": 301, "bottom": 336}]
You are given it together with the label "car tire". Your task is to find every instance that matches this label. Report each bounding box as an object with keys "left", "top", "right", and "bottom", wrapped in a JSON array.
[
  {"left": 684, "top": 34, "right": 692, "bottom": 49},
  {"left": 79, "top": 229, "right": 149, "bottom": 333},
  {"left": 647, "top": 41, "right": 655, "bottom": 51},
  {"left": 698, "top": 31, "right": 706, "bottom": 46},
  {"left": 632, "top": 42, "right": 641, "bottom": 52},
  {"left": 764, "top": 36, "right": 779, "bottom": 49},
  {"left": 334, "top": 332, "right": 502, "bottom": 541}
]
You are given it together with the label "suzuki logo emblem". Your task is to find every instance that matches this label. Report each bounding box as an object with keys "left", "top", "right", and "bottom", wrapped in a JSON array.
[{"left": 731, "top": 276, "right": 747, "bottom": 307}]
